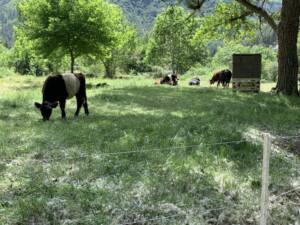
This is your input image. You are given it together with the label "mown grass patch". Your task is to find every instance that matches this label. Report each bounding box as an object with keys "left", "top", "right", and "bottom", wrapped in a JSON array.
[{"left": 0, "top": 75, "right": 299, "bottom": 224}]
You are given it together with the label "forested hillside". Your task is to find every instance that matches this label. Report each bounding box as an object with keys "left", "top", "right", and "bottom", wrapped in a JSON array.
[
  {"left": 0, "top": 0, "right": 282, "bottom": 47},
  {"left": 0, "top": 0, "right": 18, "bottom": 47}
]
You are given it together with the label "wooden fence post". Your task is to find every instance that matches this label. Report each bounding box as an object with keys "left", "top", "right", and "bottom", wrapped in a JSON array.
[{"left": 260, "top": 133, "right": 271, "bottom": 225}]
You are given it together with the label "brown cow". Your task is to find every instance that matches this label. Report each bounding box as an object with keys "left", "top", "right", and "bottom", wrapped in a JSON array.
[
  {"left": 35, "top": 73, "right": 89, "bottom": 121},
  {"left": 210, "top": 69, "right": 232, "bottom": 87}
]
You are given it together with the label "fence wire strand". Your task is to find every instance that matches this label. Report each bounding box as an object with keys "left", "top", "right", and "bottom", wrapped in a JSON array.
[
  {"left": 1, "top": 139, "right": 248, "bottom": 161},
  {"left": 271, "top": 185, "right": 300, "bottom": 203}
]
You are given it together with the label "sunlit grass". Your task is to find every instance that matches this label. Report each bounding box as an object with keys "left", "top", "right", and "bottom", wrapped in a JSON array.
[{"left": 0, "top": 74, "right": 299, "bottom": 224}]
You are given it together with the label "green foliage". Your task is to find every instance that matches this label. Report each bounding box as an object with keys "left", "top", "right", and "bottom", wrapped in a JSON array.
[
  {"left": 146, "top": 6, "right": 207, "bottom": 74},
  {"left": 13, "top": 28, "right": 69, "bottom": 75},
  {"left": 101, "top": 23, "right": 138, "bottom": 78},
  {"left": 18, "top": 0, "right": 123, "bottom": 72},
  {"left": 120, "top": 36, "right": 152, "bottom": 74},
  {"left": 0, "top": 42, "right": 13, "bottom": 68},
  {"left": 192, "top": 2, "right": 256, "bottom": 45},
  {"left": 0, "top": 42, "right": 15, "bottom": 77},
  {"left": 184, "top": 63, "right": 211, "bottom": 77}
]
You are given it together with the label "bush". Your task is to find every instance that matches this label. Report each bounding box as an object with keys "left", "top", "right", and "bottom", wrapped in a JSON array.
[
  {"left": 0, "top": 67, "right": 15, "bottom": 77},
  {"left": 264, "top": 61, "right": 278, "bottom": 81},
  {"left": 0, "top": 43, "right": 13, "bottom": 68},
  {"left": 184, "top": 64, "right": 211, "bottom": 77},
  {"left": 148, "top": 66, "right": 170, "bottom": 78}
]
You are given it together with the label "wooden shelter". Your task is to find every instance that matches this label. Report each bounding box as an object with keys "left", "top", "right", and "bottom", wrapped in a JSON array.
[{"left": 232, "top": 54, "right": 262, "bottom": 92}]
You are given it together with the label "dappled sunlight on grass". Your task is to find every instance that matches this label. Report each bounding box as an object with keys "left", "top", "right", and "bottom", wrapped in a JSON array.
[{"left": 0, "top": 75, "right": 299, "bottom": 224}]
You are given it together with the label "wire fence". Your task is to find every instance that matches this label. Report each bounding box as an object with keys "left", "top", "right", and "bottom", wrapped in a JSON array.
[
  {"left": 1, "top": 134, "right": 299, "bottom": 224},
  {"left": 0, "top": 139, "right": 249, "bottom": 161}
]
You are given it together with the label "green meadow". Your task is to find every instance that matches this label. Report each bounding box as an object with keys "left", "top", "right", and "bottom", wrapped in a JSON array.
[{"left": 0, "top": 75, "right": 299, "bottom": 224}]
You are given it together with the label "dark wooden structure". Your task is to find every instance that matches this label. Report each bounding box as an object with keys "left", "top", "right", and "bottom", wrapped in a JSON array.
[{"left": 232, "top": 54, "right": 262, "bottom": 92}]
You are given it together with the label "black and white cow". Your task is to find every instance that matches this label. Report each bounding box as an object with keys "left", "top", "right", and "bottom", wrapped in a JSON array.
[
  {"left": 189, "top": 77, "right": 200, "bottom": 86},
  {"left": 155, "top": 72, "right": 179, "bottom": 86},
  {"left": 35, "top": 73, "right": 89, "bottom": 121}
]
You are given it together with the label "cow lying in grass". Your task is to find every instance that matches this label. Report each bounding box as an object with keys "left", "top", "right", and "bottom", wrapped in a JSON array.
[
  {"left": 35, "top": 73, "right": 89, "bottom": 121},
  {"left": 189, "top": 77, "right": 200, "bottom": 86},
  {"left": 155, "top": 73, "right": 179, "bottom": 86},
  {"left": 210, "top": 69, "right": 232, "bottom": 87}
]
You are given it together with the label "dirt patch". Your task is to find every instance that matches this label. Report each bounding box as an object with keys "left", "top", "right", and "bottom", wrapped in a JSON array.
[{"left": 274, "top": 138, "right": 300, "bottom": 157}]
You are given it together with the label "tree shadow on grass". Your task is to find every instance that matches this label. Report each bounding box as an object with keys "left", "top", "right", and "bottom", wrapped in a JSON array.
[
  {"left": 1, "top": 85, "right": 299, "bottom": 224},
  {"left": 92, "top": 86, "right": 300, "bottom": 135}
]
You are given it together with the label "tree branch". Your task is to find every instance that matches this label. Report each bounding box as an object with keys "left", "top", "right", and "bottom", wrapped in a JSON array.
[
  {"left": 201, "top": 11, "right": 253, "bottom": 33},
  {"left": 235, "top": 0, "right": 278, "bottom": 32}
]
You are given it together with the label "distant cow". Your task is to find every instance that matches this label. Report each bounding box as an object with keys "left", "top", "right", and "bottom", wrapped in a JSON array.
[
  {"left": 210, "top": 69, "right": 232, "bottom": 87},
  {"left": 189, "top": 77, "right": 200, "bottom": 86},
  {"left": 155, "top": 73, "right": 179, "bottom": 86},
  {"left": 35, "top": 73, "right": 89, "bottom": 121}
]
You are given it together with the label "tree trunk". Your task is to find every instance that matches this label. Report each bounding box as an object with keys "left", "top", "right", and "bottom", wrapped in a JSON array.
[
  {"left": 276, "top": 0, "right": 300, "bottom": 95},
  {"left": 70, "top": 51, "right": 75, "bottom": 73},
  {"left": 104, "top": 58, "right": 116, "bottom": 78}
]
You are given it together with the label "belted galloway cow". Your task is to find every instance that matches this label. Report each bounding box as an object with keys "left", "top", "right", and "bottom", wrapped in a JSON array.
[{"left": 35, "top": 73, "right": 89, "bottom": 121}]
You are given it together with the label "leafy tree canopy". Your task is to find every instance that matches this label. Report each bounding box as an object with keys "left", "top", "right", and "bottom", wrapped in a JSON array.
[
  {"left": 146, "top": 5, "right": 207, "bottom": 74},
  {"left": 18, "top": 0, "right": 124, "bottom": 72},
  {"left": 192, "top": 2, "right": 257, "bottom": 45}
]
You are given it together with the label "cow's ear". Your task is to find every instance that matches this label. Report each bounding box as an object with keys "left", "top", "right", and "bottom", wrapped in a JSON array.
[
  {"left": 35, "top": 102, "right": 42, "bottom": 109},
  {"left": 51, "top": 102, "right": 58, "bottom": 108}
]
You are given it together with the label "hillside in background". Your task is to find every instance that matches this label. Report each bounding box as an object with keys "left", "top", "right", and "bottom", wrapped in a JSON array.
[
  {"left": 110, "top": 0, "right": 174, "bottom": 34},
  {"left": 0, "top": 0, "right": 18, "bottom": 47},
  {"left": 0, "top": 0, "right": 282, "bottom": 47}
]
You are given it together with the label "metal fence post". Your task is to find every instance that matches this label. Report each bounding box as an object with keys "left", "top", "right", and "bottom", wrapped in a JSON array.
[{"left": 260, "top": 133, "right": 271, "bottom": 225}]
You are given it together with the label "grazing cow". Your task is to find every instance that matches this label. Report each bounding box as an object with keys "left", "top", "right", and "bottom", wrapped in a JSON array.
[
  {"left": 210, "top": 69, "right": 232, "bottom": 87},
  {"left": 155, "top": 73, "right": 179, "bottom": 86},
  {"left": 35, "top": 73, "right": 89, "bottom": 121},
  {"left": 189, "top": 77, "right": 200, "bottom": 86}
]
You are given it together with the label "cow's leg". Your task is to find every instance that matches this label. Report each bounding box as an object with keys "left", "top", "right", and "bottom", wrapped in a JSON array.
[
  {"left": 83, "top": 93, "right": 89, "bottom": 116},
  {"left": 75, "top": 94, "right": 83, "bottom": 116},
  {"left": 75, "top": 74, "right": 89, "bottom": 116},
  {"left": 59, "top": 100, "right": 66, "bottom": 119},
  {"left": 217, "top": 81, "right": 220, "bottom": 87}
]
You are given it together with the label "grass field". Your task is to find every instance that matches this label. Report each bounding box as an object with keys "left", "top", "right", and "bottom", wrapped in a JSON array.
[{"left": 0, "top": 74, "right": 300, "bottom": 225}]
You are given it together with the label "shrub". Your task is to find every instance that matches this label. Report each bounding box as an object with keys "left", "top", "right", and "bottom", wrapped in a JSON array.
[{"left": 184, "top": 64, "right": 211, "bottom": 78}]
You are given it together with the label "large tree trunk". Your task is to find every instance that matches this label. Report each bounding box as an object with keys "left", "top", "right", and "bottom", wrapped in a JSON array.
[
  {"left": 276, "top": 0, "right": 300, "bottom": 95},
  {"left": 103, "top": 58, "right": 116, "bottom": 78}
]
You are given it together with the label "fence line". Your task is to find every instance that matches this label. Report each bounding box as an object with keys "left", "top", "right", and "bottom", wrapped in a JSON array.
[
  {"left": 270, "top": 185, "right": 300, "bottom": 203},
  {"left": 0, "top": 139, "right": 248, "bottom": 161},
  {"left": 3, "top": 134, "right": 299, "bottom": 162},
  {"left": 2, "top": 133, "right": 299, "bottom": 224},
  {"left": 276, "top": 135, "right": 300, "bottom": 139}
]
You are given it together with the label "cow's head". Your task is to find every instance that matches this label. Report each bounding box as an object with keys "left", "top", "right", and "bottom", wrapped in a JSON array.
[{"left": 35, "top": 101, "right": 58, "bottom": 121}]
